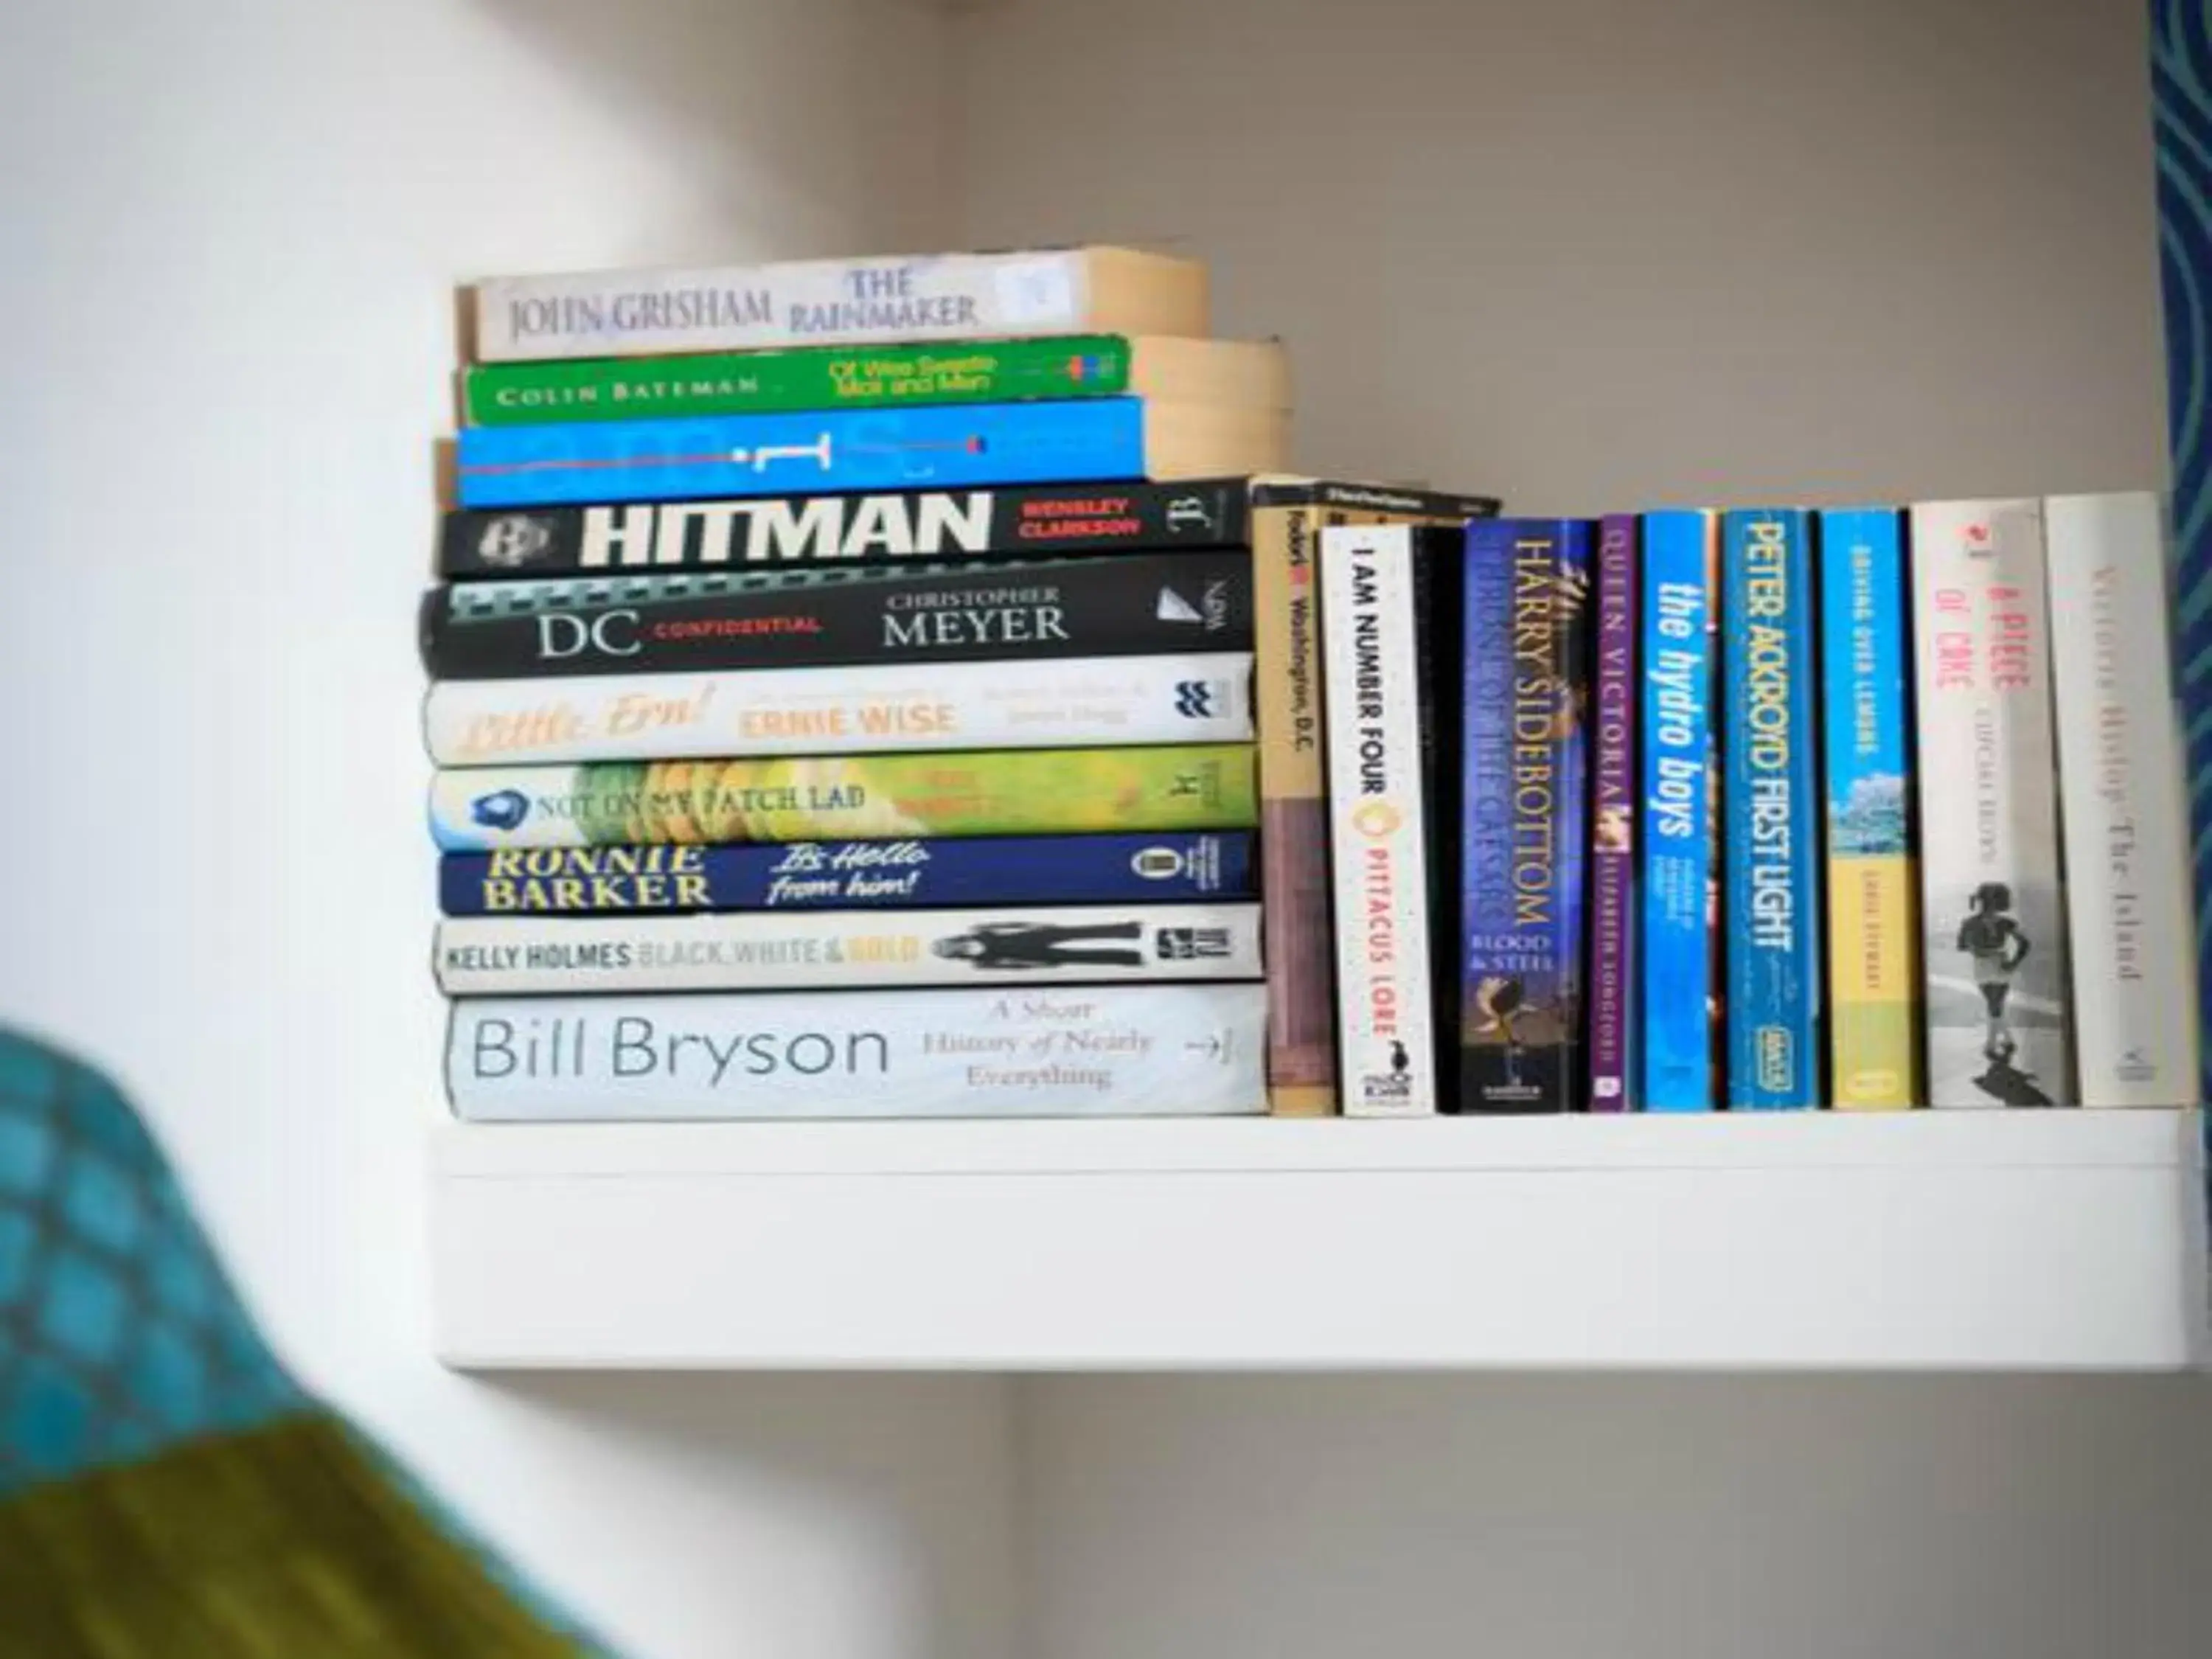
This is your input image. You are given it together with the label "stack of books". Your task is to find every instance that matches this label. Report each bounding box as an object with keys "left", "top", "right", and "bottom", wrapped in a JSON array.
[
  {"left": 423, "top": 244, "right": 1329, "bottom": 1122},
  {"left": 1324, "top": 495, "right": 2199, "bottom": 1115}
]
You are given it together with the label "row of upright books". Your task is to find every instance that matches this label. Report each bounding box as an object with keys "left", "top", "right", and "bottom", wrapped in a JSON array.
[
  {"left": 425, "top": 241, "right": 1498, "bottom": 1121},
  {"left": 1324, "top": 498, "right": 2198, "bottom": 1115}
]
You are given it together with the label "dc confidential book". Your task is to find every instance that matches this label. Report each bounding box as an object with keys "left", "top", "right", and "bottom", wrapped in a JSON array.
[
  {"left": 447, "top": 984, "right": 1267, "bottom": 1121},
  {"left": 1638, "top": 511, "right": 1720, "bottom": 1113},
  {"left": 1910, "top": 498, "right": 2074, "bottom": 1107},
  {"left": 1818, "top": 507, "right": 1919, "bottom": 1110},
  {"left": 1459, "top": 518, "right": 1591, "bottom": 1113},
  {"left": 1722, "top": 509, "right": 1823, "bottom": 1110}
]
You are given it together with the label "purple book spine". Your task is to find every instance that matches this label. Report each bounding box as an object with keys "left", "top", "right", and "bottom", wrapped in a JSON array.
[{"left": 1587, "top": 515, "right": 1639, "bottom": 1110}]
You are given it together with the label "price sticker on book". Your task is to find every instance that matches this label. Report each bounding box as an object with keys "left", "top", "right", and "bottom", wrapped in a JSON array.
[{"left": 993, "top": 257, "right": 1077, "bottom": 327}]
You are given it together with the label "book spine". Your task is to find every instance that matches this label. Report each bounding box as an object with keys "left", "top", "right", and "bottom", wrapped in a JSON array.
[
  {"left": 1322, "top": 526, "right": 1441, "bottom": 1116},
  {"left": 440, "top": 832, "right": 1257, "bottom": 916},
  {"left": 454, "top": 400, "right": 1153, "bottom": 509},
  {"left": 1458, "top": 520, "right": 1591, "bottom": 1113},
  {"left": 2046, "top": 492, "right": 2198, "bottom": 1105},
  {"left": 1639, "top": 511, "right": 1720, "bottom": 1112},
  {"left": 463, "top": 335, "right": 1141, "bottom": 426},
  {"left": 1910, "top": 498, "right": 2075, "bottom": 1107},
  {"left": 448, "top": 984, "right": 1270, "bottom": 1121},
  {"left": 1587, "top": 515, "right": 1639, "bottom": 1110},
  {"left": 438, "top": 482, "right": 1253, "bottom": 577},
  {"left": 1722, "top": 509, "right": 1823, "bottom": 1110},
  {"left": 428, "top": 745, "right": 1259, "bottom": 852},
  {"left": 1818, "top": 507, "right": 1920, "bottom": 1110},
  {"left": 436, "top": 902, "right": 1263, "bottom": 995},
  {"left": 474, "top": 249, "right": 1115, "bottom": 362},
  {"left": 421, "top": 552, "right": 1254, "bottom": 680},
  {"left": 423, "top": 651, "right": 1254, "bottom": 767}
]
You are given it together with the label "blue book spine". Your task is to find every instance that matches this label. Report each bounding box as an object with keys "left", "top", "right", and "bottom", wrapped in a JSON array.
[
  {"left": 1458, "top": 518, "right": 1593, "bottom": 1112},
  {"left": 455, "top": 399, "right": 1148, "bottom": 507},
  {"left": 1638, "top": 511, "right": 1719, "bottom": 1112},
  {"left": 1722, "top": 508, "right": 1824, "bottom": 1109},
  {"left": 439, "top": 831, "right": 1254, "bottom": 915}
]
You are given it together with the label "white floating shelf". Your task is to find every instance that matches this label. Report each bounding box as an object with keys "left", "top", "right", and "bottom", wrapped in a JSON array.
[{"left": 429, "top": 1112, "right": 2208, "bottom": 1372}]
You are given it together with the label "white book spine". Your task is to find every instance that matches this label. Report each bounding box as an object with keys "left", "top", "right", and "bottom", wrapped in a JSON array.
[
  {"left": 2046, "top": 493, "right": 2199, "bottom": 1106},
  {"left": 437, "top": 903, "right": 1264, "bottom": 995},
  {"left": 1321, "top": 525, "right": 1440, "bottom": 1116},
  {"left": 1910, "top": 498, "right": 2076, "bottom": 1107},
  {"left": 446, "top": 984, "right": 1267, "bottom": 1120},
  {"left": 424, "top": 653, "right": 1254, "bottom": 765},
  {"left": 473, "top": 250, "right": 1096, "bottom": 361}
]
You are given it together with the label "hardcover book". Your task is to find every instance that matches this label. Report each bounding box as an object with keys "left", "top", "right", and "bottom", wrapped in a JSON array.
[
  {"left": 1251, "top": 479, "right": 1501, "bottom": 1116},
  {"left": 1458, "top": 518, "right": 1592, "bottom": 1113},
  {"left": 447, "top": 983, "right": 1269, "bottom": 1121},
  {"left": 1818, "top": 507, "right": 1920, "bottom": 1110},
  {"left": 422, "top": 651, "right": 1255, "bottom": 766},
  {"left": 438, "top": 831, "right": 1257, "bottom": 915},
  {"left": 462, "top": 335, "right": 1290, "bottom": 426},
  {"left": 420, "top": 553, "right": 1253, "bottom": 680},
  {"left": 1910, "top": 498, "right": 2075, "bottom": 1107},
  {"left": 428, "top": 745, "right": 1259, "bottom": 852},
  {"left": 2046, "top": 492, "right": 2197, "bottom": 1106},
  {"left": 467, "top": 246, "right": 1209, "bottom": 362},
  {"left": 1722, "top": 509, "right": 1823, "bottom": 1110},
  {"left": 434, "top": 902, "right": 1263, "bottom": 995},
  {"left": 1639, "top": 510, "right": 1721, "bottom": 1113},
  {"left": 1321, "top": 524, "right": 1452, "bottom": 1116},
  {"left": 1587, "top": 515, "right": 1638, "bottom": 1111},
  {"left": 436, "top": 482, "right": 1257, "bottom": 578},
  {"left": 452, "top": 400, "right": 1290, "bottom": 509}
]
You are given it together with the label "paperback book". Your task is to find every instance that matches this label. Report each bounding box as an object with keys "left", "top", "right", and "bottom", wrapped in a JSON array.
[
  {"left": 1818, "top": 507, "right": 1919, "bottom": 1110},
  {"left": 1458, "top": 518, "right": 1592, "bottom": 1113},
  {"left": 428, "top": 745, "right": 1259, "bottom": 852},
  {"left": 422, "top": 651, "right": 1256, "bottom": 765},
  {"left": 437, "top": 482, "right": 1255, "bottom": 577},
  {"left": 452, "top": 400, "right": 1289, "bottom": 508},
  {"left": 1639, "top": 510, "right": 1720, "bottom": 1113},
  {"left": 2046, "top": 492, "right": 2197, "bottom": 1106},
  {"left": 1587, "top": 515, "right": 1638, "bottom": 1111},
  {"left": 434, "top": 902, "right": 1264, "bottom": 995},
  {"left": 447, "top": 983, "right": 1269, "bottom": 1121},
  {"left": 1910, "top": 498, "right": 2074, "bottom": 1107},
  {"left": 1722, "top": 509, "right": 1823, "bottom": 1110},
  {"left": 439, "top": 832, "right": 1257, "bottom": 914},
  {"left": 420, "top": 553, "right": 1253, "bottom": 680}
]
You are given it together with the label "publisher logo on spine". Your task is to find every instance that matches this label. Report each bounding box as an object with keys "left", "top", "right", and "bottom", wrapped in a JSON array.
[{"left": 477, "top": 515, "right": 556, "bottom": 569}]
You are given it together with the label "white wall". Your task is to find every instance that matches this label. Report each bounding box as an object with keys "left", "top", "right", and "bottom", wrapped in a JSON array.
[
  {"left": 953, "top": 0, "right": 2165, "bottom": 510},
  {"left": 1021, "top": 1374, "right": 2212, "bottom": 1659},
  {"left": 0, "top": 4, "right": 1018, "bottom": 1658}
]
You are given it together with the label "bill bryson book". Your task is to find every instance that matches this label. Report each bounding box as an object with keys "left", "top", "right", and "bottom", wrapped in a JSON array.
[
  {"left": 434, "top": 902, "right": 1264, "bottom": 995},
  {"left": 1639, "top": 510, "right": 1720, "bottom": 1113},
  {"left": 437, "top": 481, "right": 1258, "bottom": 577},
  {"left": 1321, "top": 524, "right": 1450, "bottom": 1116},
  {"left": 439, "top": 832, "right": 1257, "bottom": 915},
  {"left": 1818, "top": 507, "right": 1919, "bottom": 1110},
  {"left": 1587, "top": 515, "right": 1638, "bottom": 1111},
  {"left": 1722, "top": 509, "right": 1823, "bottom": 1110},
  {"left": 428, "top": 745, "right": 1259, "bottom": 852},
  {"left": 1910, "top": 498, "right": 2075, "bottom": 1107},
  {"left": 1459, "top": 518, "right": 1592, "bottom": 1113},
  {"left": 1251, "top": 480, "right": 1500, "bottom": 1117},
  {"left": 420, "top": 553, "right": 1254, "bottom": 680},
  {"left": 467, "top": 246, "right": 1209, "bottom": 362},
  {"left": 461, "top": 335, "right": 1290, "bottom": 425},
  {"left": 422, "top": 651, "right": 1255, "bottom": 766},
  {"left": 446, "top": 983, "right": 1268, "bottom": 1121},
  {"left": 2046, "top": 492, "right": 2197, "bottom": 1106},
  {"left": 451, "top": 400, "right": 1290, "bottom": 509}
]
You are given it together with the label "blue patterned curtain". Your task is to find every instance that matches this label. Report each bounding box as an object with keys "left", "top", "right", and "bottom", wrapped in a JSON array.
[{"left": 2153, "top": 0, "right": 2212, "bottom": 1099}]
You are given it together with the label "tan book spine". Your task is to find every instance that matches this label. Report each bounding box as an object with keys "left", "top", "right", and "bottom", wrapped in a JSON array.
[
  {"left": 1139, "top": 403, "right": 1291, "bottom": 480},
  {"left": 1082, "top": 248, "right": 1211, "bottom": 340},
  {"left": 1125, "top": 338, "right": 1290, "bottom": 410}
]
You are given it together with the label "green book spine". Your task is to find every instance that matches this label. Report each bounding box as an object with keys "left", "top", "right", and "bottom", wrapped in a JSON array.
[{"left": 463, "top": 335, "right": 1135, "bottom": 425}]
